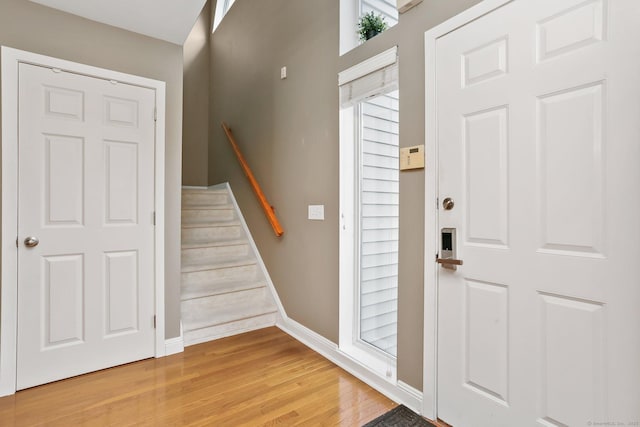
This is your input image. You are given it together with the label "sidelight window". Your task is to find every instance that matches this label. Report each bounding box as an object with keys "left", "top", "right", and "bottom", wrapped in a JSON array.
[{"left": 339, "top": 47, "right": 399, "bottom": 378}]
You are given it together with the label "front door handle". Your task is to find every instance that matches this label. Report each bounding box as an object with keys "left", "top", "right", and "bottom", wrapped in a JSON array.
[
  {"left": 436, "top": 257, "right": 463, "bottom": 266},
  {"left": 24, "top": 236, "right": 39, "bottom": 248}
]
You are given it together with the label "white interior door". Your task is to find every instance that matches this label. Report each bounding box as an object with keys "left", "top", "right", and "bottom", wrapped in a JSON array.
[
  {"left": 435, "top": 0, "right": 640, "bottom": 425},
  {"left": 17, "top": 63, "right": 156, "bottom": 390}
]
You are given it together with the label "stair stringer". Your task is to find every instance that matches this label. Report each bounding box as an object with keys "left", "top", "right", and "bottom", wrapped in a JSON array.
[{"left": 211, "top": 182, "right": 286, "bottom": 318}]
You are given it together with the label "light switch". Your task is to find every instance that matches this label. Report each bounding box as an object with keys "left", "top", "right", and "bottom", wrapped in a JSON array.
[
  {"left": 399, "top": 145, "right": 425, "bottom": 170},
  {"left": 280, "top": 66, "right": 287, "bottom": 79},
  {"left": 308, "top": 205, "right": 324, "bottom": 221}
]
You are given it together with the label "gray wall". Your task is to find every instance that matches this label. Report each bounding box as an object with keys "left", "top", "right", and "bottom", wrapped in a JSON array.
[
  {"left": 0, "top": 0, "right": 184, "bottom": 339},
  {"left": 208, "top": 0, "right": 481, "bottom": 389},
  {"left": 183, "top": 1, "right": 212, "bottom": 187}
]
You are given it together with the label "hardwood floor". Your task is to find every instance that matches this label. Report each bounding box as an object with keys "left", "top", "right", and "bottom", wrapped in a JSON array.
[{"left": 0, "top": 327, "right": 397, "bottom": 426}]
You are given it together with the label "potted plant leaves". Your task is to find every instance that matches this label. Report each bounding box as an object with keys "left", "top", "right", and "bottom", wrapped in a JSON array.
[{"left": 357, "top": 11, "right": 388, "bottom": 42}]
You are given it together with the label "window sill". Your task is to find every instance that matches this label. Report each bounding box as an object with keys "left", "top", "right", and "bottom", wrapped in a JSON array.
[{"left": 341, "top": 341, "right": 397, "bottom": 383}]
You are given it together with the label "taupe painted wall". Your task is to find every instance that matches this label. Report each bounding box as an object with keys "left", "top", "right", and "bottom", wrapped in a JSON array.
[
  {"left": 0, "top": 0, "right": 184, "bottom": 339},
  {"left": 210, "top": 0, "right": 342, "bottom": 343},
  {"left": 208, "top": 0, "right": 482, "bottom": 389},
  {"left": 183, "top": 1, "right": 212, "bottom": 187}
]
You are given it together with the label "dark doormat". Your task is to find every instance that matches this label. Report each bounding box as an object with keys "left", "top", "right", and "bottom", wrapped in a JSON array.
[{"left": 363, "top": 405, "right": 438, "bottom": 427}]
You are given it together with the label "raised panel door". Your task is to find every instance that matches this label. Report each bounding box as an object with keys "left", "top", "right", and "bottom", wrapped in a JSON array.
[{"left": 17, "top": 63, "right": 156, "bottom": 389}]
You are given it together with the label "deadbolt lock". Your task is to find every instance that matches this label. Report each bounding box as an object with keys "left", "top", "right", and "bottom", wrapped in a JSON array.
[{"left": 442, "top": 197, "right": 455, "bottom": 210}]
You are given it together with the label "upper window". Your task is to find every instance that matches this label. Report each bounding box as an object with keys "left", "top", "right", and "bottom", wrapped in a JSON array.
[
  {"left": 340, "top": 0, "right": 399, "bottom": 55},
  {"left": 212, "top": 0, "right": 236, "bottom": 33},
  {"left": 361, "top": 0, "right": 398, "bottom": 26}
]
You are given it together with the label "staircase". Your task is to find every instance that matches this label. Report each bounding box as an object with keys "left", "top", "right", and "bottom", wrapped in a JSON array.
[{"left": 181, "top": 184, "right": 280, "bottom": 346}]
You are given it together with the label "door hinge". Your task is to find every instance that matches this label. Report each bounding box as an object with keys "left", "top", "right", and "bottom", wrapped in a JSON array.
[
  {"left": 436, "top": 197, "right": 439, "bottom": 209},
  {"left": 153, "top": 107, "right": 157, "bottom": 122},
  {"left": 153, "top": 315, "right": 157, "bottom": 329},
  {"left": 16, "top": 237, "right": 18, "bottom": 248},
  {"left": 152, "top": 211, "right": 156, "bottom": 226}
]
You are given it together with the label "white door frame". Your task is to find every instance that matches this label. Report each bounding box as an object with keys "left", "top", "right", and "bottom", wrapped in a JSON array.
[
  {"left": 0, "top": 47, "right": 166, "bottom": 396},
  {"left": 422, "top": 0, "right": 512, "bottom": 419}
]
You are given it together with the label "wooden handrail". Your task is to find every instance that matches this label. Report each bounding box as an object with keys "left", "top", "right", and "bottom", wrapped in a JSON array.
[{"left": 221, "top": 122, "right": 284, "bottom": 237}]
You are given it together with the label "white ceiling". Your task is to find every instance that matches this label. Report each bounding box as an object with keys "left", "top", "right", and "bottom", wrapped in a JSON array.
[{"left": 30, "top": 0, "right": 208, "bottom": 45}]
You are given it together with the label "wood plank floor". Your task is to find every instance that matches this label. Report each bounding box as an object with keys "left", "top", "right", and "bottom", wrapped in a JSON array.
[{"left": 0, "top": 327, "right": 397, "bottom": 426}]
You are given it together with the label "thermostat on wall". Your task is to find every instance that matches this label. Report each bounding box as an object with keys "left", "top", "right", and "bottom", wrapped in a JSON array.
[{"left": 400, "top": 145, "right": 425, "bottom": 170}]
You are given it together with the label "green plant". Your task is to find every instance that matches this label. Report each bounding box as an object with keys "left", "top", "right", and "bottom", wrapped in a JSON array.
[{"left": 357, "top": 11, "right": 388, "bottom": 42}]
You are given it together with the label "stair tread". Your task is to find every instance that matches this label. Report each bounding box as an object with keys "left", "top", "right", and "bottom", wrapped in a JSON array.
[
  {"left": 181, "top": 254, "right": 257, "bottom": 273},
  {"left": 182, "top": 188, "right": 227, "bottom": 194},
  {"left": 182, "top": 204, "right": 234, "bottom": 211},
  {"left": 181, "top": 239, "right": 247, "bottom": 250},
  {"left": 181, "top": 279, "right": 267, "bottom": 301},
  {"left": 182, "top": 219, "right": 241, "bottom": 229}
]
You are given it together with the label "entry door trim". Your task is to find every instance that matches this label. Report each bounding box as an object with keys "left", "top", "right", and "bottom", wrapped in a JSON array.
[
  {"left": 0, "top": 47, "right": 166, "bottom": 396},
  {"left": 422, "top": 0, "right": 512, "bottom": 420}
]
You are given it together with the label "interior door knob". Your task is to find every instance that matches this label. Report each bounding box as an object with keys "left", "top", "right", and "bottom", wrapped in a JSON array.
[{"left": 24, "top": 236, "right": 39, "bottom": 248}]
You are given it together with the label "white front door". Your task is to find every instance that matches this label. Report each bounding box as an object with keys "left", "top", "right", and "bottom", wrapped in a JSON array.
[
  {"left": 435, "top": 0, "right": 640, "bottom": 425},
  {"left": 17, "top": 63, "right": 156, "bottom": 389}
]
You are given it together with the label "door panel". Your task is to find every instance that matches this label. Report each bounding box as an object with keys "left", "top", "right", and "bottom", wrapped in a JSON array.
[
  {"left": 435, "top": 0, "right": 640, "bottom": 425},
  {"left": 45, "top": 135, "right": 85, "bottom": 225},
  {"left": 105, "top": 140, "right": 139, "bottom": 223},
  {"left": 104, "top": 250, "right": 139, "bottom": 335},
  {"left": 464, "top": 106, "right": 509, "bottom": 247},
  {"left": 464, "top": 279, "right": 509, "bottom": 404},
  {"left": 17, "top": 63, "right": 156, "bottom": 390},
  {"left": 44, "top": 254, "right": 84, "bottom": 347},
  {"left": 539, "top": 293, "right": 606, "bottom": 425},
  {"left": 538, "top": 83, "right": 604, "bottom": 256}
]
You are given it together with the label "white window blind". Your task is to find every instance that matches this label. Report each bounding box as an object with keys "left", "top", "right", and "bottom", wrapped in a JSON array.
[
  {"left": 339, "top": 46, "right": 398, "bottom": 108},
  {"left": 358, "top": 90, "right": 399, "bottom": 357},
  {"left": 339, "top": 63, "right": 399, "bottom": 108}
]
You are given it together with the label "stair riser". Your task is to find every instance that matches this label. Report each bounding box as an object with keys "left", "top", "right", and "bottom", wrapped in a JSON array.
[
  {"left": 181, "top": 281, "right": 266, "bottom": 301},
  {"left": 182, "top": 208, "right": 235, "bottom": 223},
  {"left": 182, "top": 192, "right": 228, "bottom": 206},
  {"left": 181, "top": 264, "right": 260, "bottom": 287},
  {"left": 181, "top": 244, "right": 251, "bottom": 265},
  {"left": 183, "top": 313, "right": 278, "bottom": 347},
  {"left": 181, "top": 225, "right": 243, "bottom": 244},
  {"left": 181, "top": 288, "right": 277, "bottom": 331}
]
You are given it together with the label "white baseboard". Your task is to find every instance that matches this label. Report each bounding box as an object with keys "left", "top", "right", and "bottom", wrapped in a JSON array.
[
  {"left": 277, "top": 317, "right": 423, "bottom": 414},
  {"left": 164, "top": 322, "right": 184, "bottom": 356},
  {"left": 165, "top": 336, "right": 184, "bottom": 356},
  {"left": 397, "top": 380, "right": 423, "bottom": 413}
]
